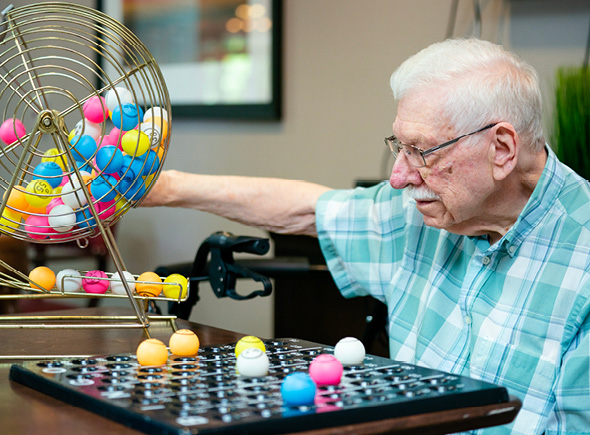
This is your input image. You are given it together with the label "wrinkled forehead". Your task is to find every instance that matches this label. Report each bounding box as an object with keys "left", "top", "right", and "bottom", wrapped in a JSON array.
[{"left": 392, "top": 90, "right": 454, "bottom": 144}]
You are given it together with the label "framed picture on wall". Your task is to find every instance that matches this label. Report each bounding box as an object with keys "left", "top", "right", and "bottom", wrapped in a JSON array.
[{"left": 97, "top": 0, "right": 282, "bottom": 120}]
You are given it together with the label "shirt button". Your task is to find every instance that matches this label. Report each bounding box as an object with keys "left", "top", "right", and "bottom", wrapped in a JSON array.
[
  {"left": 508, "top": 245, "right": 516, "bottom": 254},
  {"left": 482, "top": 256, "right": 490, "bottom": 265},
  {"left": 464, "top": 316, "right": 472, "bottom": 325}
]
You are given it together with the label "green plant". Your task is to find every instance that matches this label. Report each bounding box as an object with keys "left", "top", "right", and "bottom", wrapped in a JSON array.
[{"left": 553, "top": 67, "right": 590, "bottom": 179}]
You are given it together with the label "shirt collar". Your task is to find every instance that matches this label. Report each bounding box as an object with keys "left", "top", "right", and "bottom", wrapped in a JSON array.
[{"left": 470, "top": 145, "right": 563, "bottom": 256}]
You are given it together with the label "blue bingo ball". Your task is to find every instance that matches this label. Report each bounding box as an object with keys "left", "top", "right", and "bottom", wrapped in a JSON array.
[
  {"left": 117, "top": 174, "right": 146, "bottom": 201},
  {"left": 96, "top": 145, "right": 124, "bottom": 174},
  {"left": 70, "top": 134, "right": 97, "bottom": 162},
  {"left": 33, "top": 161, "right": 63, "bottom": 189},
  {"left": 118, "top": 154, "right": 144, "bottom": 181},
  {"left": 76, "top": 207, "right": 96, "bottom": 229},
  {"left": 141, "top": 150, "right": 160, "bottom": 176},
  {"left": 111, "top": 103, "right": 143, "bottom": 131},
  {"left": 90, "top": 175, "right": 118, "bottom": 203},
  {"left": 280, "top": 372, "right": 316, "bottom": 407}
]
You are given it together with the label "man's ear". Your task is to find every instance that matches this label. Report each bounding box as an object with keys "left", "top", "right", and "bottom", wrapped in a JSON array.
[{"left": 490, "top": 123, "right": 518, "bottom": 181}]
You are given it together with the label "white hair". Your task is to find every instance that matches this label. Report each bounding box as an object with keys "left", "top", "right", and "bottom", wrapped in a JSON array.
[{"left": 390, "top": 38, "right": 544, "bottom": 151}]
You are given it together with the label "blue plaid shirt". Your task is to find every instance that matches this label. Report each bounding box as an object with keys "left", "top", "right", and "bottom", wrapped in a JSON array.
[{"left": 316, "top": 147, "right": 590, "bottom": 435}]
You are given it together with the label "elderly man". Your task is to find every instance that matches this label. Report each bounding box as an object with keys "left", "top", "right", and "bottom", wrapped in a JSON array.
[{"left": 142, "top": 39, "right": 590, "bottom": 434}]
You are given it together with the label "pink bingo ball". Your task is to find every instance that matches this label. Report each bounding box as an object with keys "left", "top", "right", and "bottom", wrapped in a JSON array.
[
  {"left": 83, "top": 96, "right": 108, "bottom": 123},
  {"left": 308, "top": 354, "right": 343, "bottom": 387},
  {"left": 97, "top": 200, "right": 116, "bottom": 220},
  {"left": 24, "top": 214, "right": 52, "bottom": 240},
  {"left": 82, "top": 270, "right": 109, "bottom": 294},
  {"left": 0, "top": 118, "right": 26, "bottom": 145}
]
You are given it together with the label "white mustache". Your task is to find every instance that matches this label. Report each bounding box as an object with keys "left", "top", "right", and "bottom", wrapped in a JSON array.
[{"left": 406, "top": 186, "right": 441, "bottom": 201}]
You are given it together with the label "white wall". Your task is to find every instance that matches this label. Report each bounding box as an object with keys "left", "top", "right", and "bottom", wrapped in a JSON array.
[{"left": 7, "top": 0, "right": 590, "bottom": 337}]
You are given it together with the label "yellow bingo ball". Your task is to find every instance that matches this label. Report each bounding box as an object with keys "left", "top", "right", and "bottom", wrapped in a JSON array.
[
  {"left": 0, "top": 208, "right": 22, "bottom": 233},
  {"left": 163, "top": 274, "right": 188, "bottom": 300},
  {"left": 121, "top": 129, "right": 150, "bottom": 157},
  {"left": 42, "top": 148, "right": 68, "bottom": 171},
  {"left": 136, "top": 338, "right": 168, "bottom": 366},
  {"left": 169, "top": 329, "right": 200, "bottom": 357},
  {"left": 235, "top": 335, "right": 266, "bottom": 358},
  {"left": 25, "top": 179, "right": 53, "bottom": 208}
]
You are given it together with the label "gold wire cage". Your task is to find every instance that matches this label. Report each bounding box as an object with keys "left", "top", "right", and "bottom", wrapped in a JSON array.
[{"left": 0, "top": 2, "right": 184, "bottom": 335}]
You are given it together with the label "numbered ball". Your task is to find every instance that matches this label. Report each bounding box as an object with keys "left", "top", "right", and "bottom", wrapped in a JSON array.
[
  {"left": 111, "top": 103, "right": 143, "bottom": 131},
  {"left": 235, "top": 336, "right": 266, "bottom": 358},
  {"left": 104, "top": 87, "right": 134, "bottom": 114},
  {"left": 136, "top": 271, "right": 163, "bottom": 297},
  {"left": 24, "top": 214, "right": 52, "bottom": 240},
  {"left": 0, "top": 118, "right": 26, "bottom": 145},
  {"left": 91, "top": 175, "right": 118, "bottom": 203},
  {"left": 33, "top": 161, "right": 63, "bottom": 189},
  {"left": 70, "top": 135, "right": 98, "bottom": 162},
  {"left": 25, "top": 179, "right": 53, "bottom": 208},
  {"left": 334, "top": 336, "right": 366, "bottom": 365},
  {"left": 162, "top": 274, "right": 188, "bottom": 300},
  {"left": 169, "top": 329, "right": 200, "bottom": 357},
  {"left": 0, "top": 208, "right": 22, "bottom": 234},
  {"left": 136, "top": 338, "right": 168, "bottom": 366},
  {"left": 236, "top": 347, "right": 270, "bottom": 378},
  {"left": 82, "top": 270, "right": 109, "bottom": 294},
  {"left": 144, "top": 106, "right": 169, "bottom": 123},
  {"left": 29, "top": 266, "right": 55, "bottom": 291},
  {"left": 56, "top": 269, "right": 83, "bottom": 292},
  {"left": 72, "top": 119, "right": 102, "bottom": 141},
  {"left": 121, "top": 129, "right": 150, "bottom": 157},
  {"left": 308, "top": 354, "right": 343, "bottom": 386},
  {"left": 110, "top": 270, "right": 136, "bottom": 295},
  {"left": 95, "top": 145, "right": 124, "bottom": 174},
  {"left": 281, "top": 372, "right": 316, "bottom": 407},
  {"left": 61, "top": 178, "right": 88, "bottom": 209},
  {"left": 83, "top": 95, "right": 108, "bottom": 123},
  {"left": 48, "top": 204, "right": 76, "bottom": 232}
]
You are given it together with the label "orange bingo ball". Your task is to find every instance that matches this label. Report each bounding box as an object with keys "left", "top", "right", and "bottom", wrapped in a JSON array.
[
  {"left": 4, "top": 185, "right": 30, "bottom": 213},
  {"left": 28, "top": 266, "right": 56, "bottom": 290},
  {"left": 169, "top": 329, "right": 200, "bottom": 357},
  {"left": 136, "top": 338, "right": 168, "bottom": 366},
  {"left": 136, "top": 271, "right": 163, "bottom": 297}
]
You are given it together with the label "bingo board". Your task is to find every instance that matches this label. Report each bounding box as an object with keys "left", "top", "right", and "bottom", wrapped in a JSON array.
[{"left": 9, "top": 338, "right": 509, "bottom": 435}]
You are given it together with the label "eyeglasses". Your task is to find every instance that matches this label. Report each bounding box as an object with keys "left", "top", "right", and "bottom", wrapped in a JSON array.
[{"left": 384, "top": 123, "right": 498, "bottom": 168}]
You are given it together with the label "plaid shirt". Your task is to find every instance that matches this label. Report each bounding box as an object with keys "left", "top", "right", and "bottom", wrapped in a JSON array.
[{"left": 316, "top": 147, "right": 590, "bottom": 435}]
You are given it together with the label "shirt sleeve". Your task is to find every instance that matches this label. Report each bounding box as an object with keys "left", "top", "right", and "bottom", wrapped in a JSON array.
[
  {"left": 545, "top": 296, "right": 590, "bottom": 434},
  {"left": 315, "top": 182, "right": 407, "bottom": 301}
]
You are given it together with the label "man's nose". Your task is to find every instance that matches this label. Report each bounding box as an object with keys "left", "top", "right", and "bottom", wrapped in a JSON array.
[{"left": 389, "top": 153, "right": 422, "bottom": 190}]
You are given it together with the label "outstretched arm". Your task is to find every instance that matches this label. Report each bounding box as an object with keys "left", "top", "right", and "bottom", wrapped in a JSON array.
[{"left": 140, "top": 170, "right": 332, "bottom": 237}]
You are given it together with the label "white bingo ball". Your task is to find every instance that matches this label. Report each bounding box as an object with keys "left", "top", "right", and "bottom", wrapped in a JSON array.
[
  {"left": 334, "top": 337, "right": 366, "bottom": 366},
  {"left": 48, "top": 204, "right": 76, "bottom": 232},
  {"left": 236, "top": 347, "right": 270, "bottom": 378},
  {"left": 143, "top": 106, "right": 169, "bottom": 123},
  {"left": 61, "top": 179, "right": 88, "bottom": 208},
  {"left": 73, "top": 119, "right": 102, "bottom": 141},
  {"left": 110, "top": 270, "right": 136, "bottom": 295},
  {"left": 105, "top": 87, "right": 134, "bottom": 114},
  {"left": 56, "top": 269, "right": 83, "bottom": 292}
]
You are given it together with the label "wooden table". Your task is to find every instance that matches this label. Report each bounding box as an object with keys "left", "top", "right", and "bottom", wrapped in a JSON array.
[{"left": 0, "top": 308, "right": 520, "bottom": 434}]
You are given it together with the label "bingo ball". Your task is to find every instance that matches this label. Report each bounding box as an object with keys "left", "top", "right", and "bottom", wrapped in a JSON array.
[
  {"left": 111, "top": 103, "right": 143, "bottom": 131},
  {"left": 55, "top": 269, "right": 83, "bottom": 292},
  {"left": 144, "top": 106, "right": 169, "bottom": 123},
  {"left": 95, "top": 145, "right": 124, "bottom": 174},
  {"left": 121, "top": 129, "right": 150, "bottom": 157},
  {"left": 48, "top": 204, "right": 76, "bottom": 232},
  {"left": 136, "top": 271, "right": 163, "bottom": 297},
  {"left": 0, "top": 118, "right": 26, "bottom": 145},
  {"left": 334, "top": 336, "right": 366, "bottom": 365},
  {"left": 83, "top": 95, "right": 108, "bottom": 123},
  {"left": 29, "top": 266, "right": 56, "bottom": 291},
  {"left": 141, "top": 150, "right": 160, "bottom": 176},
  {"left": 105, "top": 87, "right": 134, "bottom": 113},
  {"left": 91, "top": 175, "right": 118, "bottom": 203},
  {"left": 143, "top": 116, "right": 168, "bottom": 143},
  {"left": 236, "top": 347, "right": 270, "bottom": 378},
  {"left": 138, "top": 121, "right": 162, "bottom": 148},
  {"left": 82, "top": 270, "right": 109, "bottom": 294},
  {"left": 72, "top": 119, "right": 102, "bottom": 141},
  {"left": 70, "top": 135, "right": 97, "bottom": 162},
  {"left": 75, "top": 207, "right": 96, "bottom": 229},
  {"left": 309, "top": 354, "right": 343, "bottom": 386},
  {"left": 235, "top": 336, "right": 266, "bottom": 358},
  {"left": 25, "top": 179, "right": 53, "bottom": 208},
  {"left": 24, "top": 214, "right": 52, "bottom": 240},
  {"left": 136, "top": 338, "right": 168, "bottom": 366},
  {"left": 41, "top": 148, "right": 68, "bottom": 171},
  {"left": 281, "top": 372, "right": 316, "bottom": 407},
  {"left": 0, "top": 208, "right": 21, "bottom": 234},
  {"left": 169, "top": 329, "right": 200, "bottom": 357},
  {"left": 61, "top": 178, "right": 88, "bottom": 208},
  {"left": 162, "top": 274, "right": 188, "bottom": 300},
  {"left": 110, "top": 270, "right": 136, "bottom": 295},
  {"left": 4, "top": 185, "right": 30, "bottom": 213},
  {"left": 33, "top": 161, "right": 63, "bottom": 189}
]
